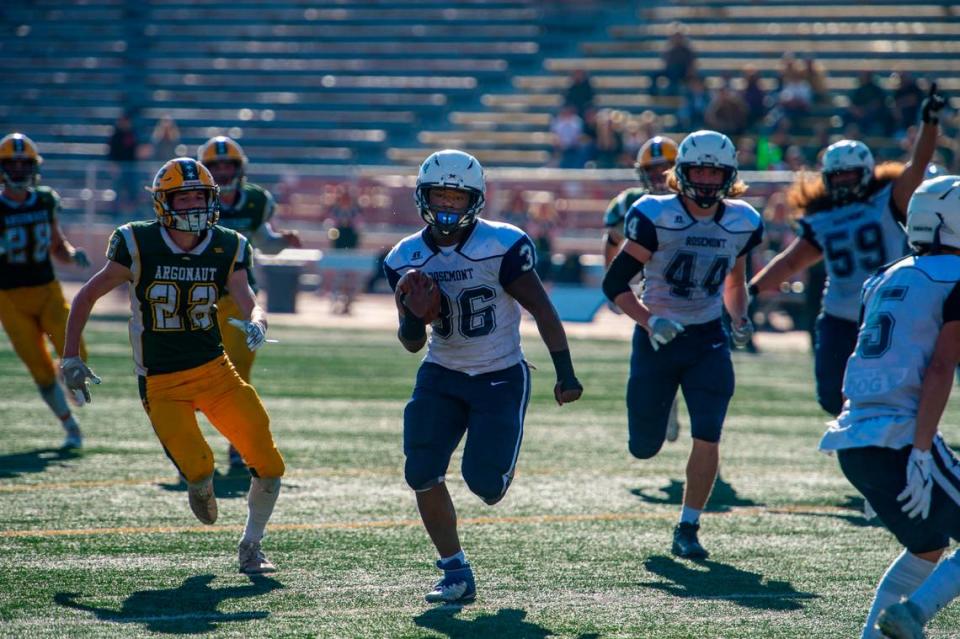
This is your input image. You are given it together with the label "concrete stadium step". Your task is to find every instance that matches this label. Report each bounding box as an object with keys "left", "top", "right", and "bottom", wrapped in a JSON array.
[
  {"left": 387, "top": 147, "right": 550, "bottom": 167},
  {"left": 146, "top": 40, "right": 540, "bottom": 58},
  {"left": 144, "top": 73, "right": 478, "bottom": 92},
  {"left": 145, "top": 89, "right": 452, "bottom": 109},
  {"left": 582, "top": 39, "right": 960, "bottom": 56},
  {"left": 610, "top": 22, "right": 960, "bottom": 38},
  {"left": 145, "top": 6, "right": 541, "bottom": 23},
  {"left": 417, "top": 130, "right": 555, "bottom": 149},
  {"left": 139, "top": 23, "right": 542, "bottom": 39},
  {"left": 450, "top": 112, "right": 553, "bottom": 128},
  {"left": 144, "top": 57, "right": 509, "bottom": 75},
  {"left": 640, "top": 4, "right": 949, "bottom": 21},
  {"left": 545, "top": 57, "right": 960, "bottom": 74}
]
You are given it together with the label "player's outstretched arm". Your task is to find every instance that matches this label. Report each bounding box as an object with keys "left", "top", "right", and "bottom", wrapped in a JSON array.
[
  {"left": 64, "top": 261, "right": 132, "bottom": 359},
  {"left": 914, "top": 321, "right": 960, "bottom": 452},
  {"left": 602, "top": 226, "right": 623, "bottom": 270},
  {"left": 226, "top": 267, "right": 269, "bottom": 351},
  {"left": 602, "top": 239, "right": 653, "bottom": 327},
  {"left": 251, "top": 222, "right": 301, "bottom": 254},
  {"left": 748, "top": 236, "right": 821, "bottom": 296},
  {"left": 49, "top": 217, "right": 90, "bottom": 268},
  {"left": 893, "top": 83, "right": 945, "bottom": 216},
  {"left": 505, "top": 270, "right": 583, "bottom": 405}
]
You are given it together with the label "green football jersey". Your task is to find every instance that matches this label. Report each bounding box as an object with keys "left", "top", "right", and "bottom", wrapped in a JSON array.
[
  {"left": 602, "top": 187, "right": 649, "bottom": 234},
  {"left": 216, "top": 182, "right": 275, "bottom": 237},
  {"left": 106, "top": 220, "right": 251, "bottom": 376},
  {"left": 0, "top": 186, "right": 60, "bottom": 289}
]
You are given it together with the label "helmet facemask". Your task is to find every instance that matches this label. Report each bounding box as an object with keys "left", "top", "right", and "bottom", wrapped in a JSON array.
[
  {"left": 0, "top": 159, "right": 39, "bottom": 190},
  {"left": 206, "top": 159, "right": 243, "bottom": 195},
  {"left": 156, "top": 186, "right": 220, "bottom": 233},
  {"left": 416, "top": 185, "right": 484, "bottom": 236},
  {"left": 823, "top": 167, "right": 869, "bottom": 205},
  {"left": 677, "top": 163, "right": 736, "bottom": 209},
  {"left": 637, "top": 162, "right": 672, "bottom": 194}
]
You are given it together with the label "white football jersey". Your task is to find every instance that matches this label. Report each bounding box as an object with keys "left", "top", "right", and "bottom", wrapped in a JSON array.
[
  {"left": 820, "top": 254, "right": 960, "bottom": 451},
  {"left": 797, "top": 183, "right": 908, "bottom": 322},
  {"left": 385, "top": 219, "right": 536, "bottom": 375},
  {"left": 623, "top": 194, "right": 763, "bottom": 325}
]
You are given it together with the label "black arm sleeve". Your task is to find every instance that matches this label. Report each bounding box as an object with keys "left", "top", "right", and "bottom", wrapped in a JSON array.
[
  {"left": 384, "top": 263, "right": 401, "bottom": 291},
  {"left": 738, "top": 221, "right": 765, "bottom": 257},
  {"left": 795, "top": 218, "right": 822, "bottom": 252},
  {"left": 944, "top": 282, "right": 960, "bottom": 323},
  {"left": 602, "top": 250, "right": 644, "bottom": 302}
]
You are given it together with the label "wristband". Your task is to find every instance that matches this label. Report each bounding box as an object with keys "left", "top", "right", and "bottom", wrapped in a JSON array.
[{"left": 399, "top": 313, "right": 426, "bottom": 341}]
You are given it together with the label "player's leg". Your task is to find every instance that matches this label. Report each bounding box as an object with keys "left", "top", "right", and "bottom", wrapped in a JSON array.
[
  {"left": 813, "top": 313, "right": 859, "bottom": 416},
  {"left": 837, "top": 446, "right": 947, "bottom": 638},
  {"left": 139, "top": 375, "right": 218, "bottom": 525},
  {"left": 0, "top": 287, "right": 81, "bottom": 448},
  {"left": 675, "top": 324, "right": 735, "bottom": 559},
  {"left": 626, "top": 325, "right": 682, "bottom": 460},
  {"left": 215, "top": 293, "right": 256, "bottom": 469},
  {"left": 403, "top": 363, "right": 471, "bottom": 603},
  {"left": 198, "top": 358, "right": 285, "bottom": 574},
  {"left": 461, "top": 361, "right": 531, "bottom": 506}
]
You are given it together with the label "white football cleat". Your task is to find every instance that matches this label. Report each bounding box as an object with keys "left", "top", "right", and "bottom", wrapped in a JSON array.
[
  {"left": 61, "top": 425, "right": 83, "bottom": 450},
  {"left": 877, "top": 600, "right": 926, "bottom": 639},
  {"left": 238, "top": 540, "right": 276, "bottom": 574},
  {"left": 665, "top": 399, "right": 681, "bottom": 443},
  {"left": 187, "top": 480, "right": 218, "bottom": 525}
]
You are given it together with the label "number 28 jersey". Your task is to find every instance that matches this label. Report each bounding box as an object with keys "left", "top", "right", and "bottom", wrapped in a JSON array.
[
  {"left": 796, "top": 183, "right": 908, "bottom": 322},
  {"left": 624, "top": 194, "right": 763, "bottom": 325},
  {"left": 0, "top": 187, "right": 60, "bottom": 290},
  {"left": 384, "top": 220, "right": 536, "bottom": 376},
  {"left": 106, "top": 221, "right": 251, "bottom": 376}
]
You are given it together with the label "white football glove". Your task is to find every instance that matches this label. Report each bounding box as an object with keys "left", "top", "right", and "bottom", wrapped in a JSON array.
[
  {"left": 60, "top": 356, "right": 101, "bottom": 405},
  {"left": 897, "top": 447, "right": 934, "bottom": 519},
  {"left": 647, "top": 315, "right": 684, "bottom": 351},
  {"left": 72, "top": 248, "right": 90, "bottom": 268},
  {"left": 227, "top": 317, "right": 268, "bottom": 352},
  {"left": 730, "top": 316, "right": 754, "bottom": 348}
]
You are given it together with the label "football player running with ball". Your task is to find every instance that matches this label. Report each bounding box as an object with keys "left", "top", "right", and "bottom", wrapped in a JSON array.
[
  {"left": 602, "top": 135, "right": 685, "bottom": 443},
  {"left": 820, "top": 176, "right": 960, "bottom": 639},
  {"left": 750, "top": 84, "right": 945, "bottom": 417},
  {"left": 61, "top": 158, "right": 285, "bottom": 575},
  {"left": 0, "top": 132, "right": 91, "bottom": 449},
  {"left": 198, "top": 136, "right": 300, "bottom": 470},
  {"left": 602, "top": 130, "right": 763, "bottom": 559},
  {"left": 385, "top": 150, "right": 583, "bottom": 604}
]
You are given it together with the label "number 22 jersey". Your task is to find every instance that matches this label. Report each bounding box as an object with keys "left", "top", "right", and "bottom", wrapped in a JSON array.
[
  {"left": 624, "top": 194, "right": 763, "bottom": 325},
  {"left": 384, "top": 219, "right": 536, "bottom": 375},
  {"left": 0, "top": 187, "right": 60, "bottom": 290}
]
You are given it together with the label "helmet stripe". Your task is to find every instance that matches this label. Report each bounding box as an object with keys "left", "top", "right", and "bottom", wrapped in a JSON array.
[
  {"left": 179, "top": 159, "right": 198, "bottom": 180},
  {"left": 13, "top": 138, "right": 23, "bottom": 153},
  {"left": 216, "top": 140, "right": 226, "bottom": 155}
]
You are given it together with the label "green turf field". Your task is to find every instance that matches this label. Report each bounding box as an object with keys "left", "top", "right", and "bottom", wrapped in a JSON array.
[{"left": 1, "top": 321, "right": 958, "bottom": 638}]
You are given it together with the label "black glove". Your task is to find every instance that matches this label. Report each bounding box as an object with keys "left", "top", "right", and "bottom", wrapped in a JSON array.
[{"left": 921, "top": 82, "right": 946, "bottom": 124}]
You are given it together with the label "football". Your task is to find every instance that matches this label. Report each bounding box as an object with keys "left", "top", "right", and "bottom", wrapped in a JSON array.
[{"left": 395, "top": 269, "right": 441, "bottom": 323}]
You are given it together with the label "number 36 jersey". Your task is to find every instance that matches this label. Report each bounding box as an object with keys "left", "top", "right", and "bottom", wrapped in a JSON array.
[
  {"left": 820, "top": 254, "right": 960, "bottom": 451},
  {"left": 797, "top": 183, "right": 908, "bottom": 322},
  {"left": 384, "top": 220, "right": 536, "bottom": 376},
  {"left": 624, "top": 194, "right": 763, "bottom": 325},
  {"left": 106, "top": 221, "right": 251, "bottom": 376},
  {"left": 0, "top": 187, "right": 60, "bottom": 290}
]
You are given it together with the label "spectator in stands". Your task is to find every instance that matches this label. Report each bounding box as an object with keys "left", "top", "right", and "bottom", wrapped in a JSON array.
[
  {"left": 528, "top": 201, "right": 556, "bottom": 283},
  {"left": 551, "top": 106, "right": 585, "bottom": 168},
  {"left": 107, "top": 113, "right": 140, "bottom": 218},
  {"left": 653, "top": 25, "right": 697, "bottom": 95},
  {"left": 803, "top": 57, "right": 829, "bottom": 104},
  {"left": 150, "top": 116, "right": 181, "bottom": 160},
  {"left": 591, "top": 109, "right": 624, "bottom": 169},
  {"left": 845, "top": 71, "right": 894, "bottom": 136},
  {"left": 677, "top": 75, "right": 710, "bottom": 131},
  {"left": 326, "top": 187, "right": 362, "bottom": 315},
  {"left": 564, "top": 69, "right": 595, "bottom": 117},
  {"left": 499, "top": 191, "right": 529, "bottom": 229},
  {"left": 740, "top": 65, "right": 767, "bottom": 130},
  {"left": 777, "top": 59, "right": 813, "bottom": 125},
  {"left": 892, "top": 71, "right": 925, "bottom": 136},
  {"left": 705, "top": 81, "right": 749, "bottom": 136}
]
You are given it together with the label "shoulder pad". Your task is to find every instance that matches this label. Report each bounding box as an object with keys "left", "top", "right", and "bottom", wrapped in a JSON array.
[
  {"left": 718, "top": 199, "right": 763, "bottom": 233},
  {"left": 459, "top": 219, "right": 526, "bottom": 260},
  {"left": 385, "top": 229, "right": 432, "bottom": 270}
]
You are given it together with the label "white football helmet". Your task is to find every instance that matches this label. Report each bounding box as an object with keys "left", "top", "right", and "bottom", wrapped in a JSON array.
[
  {"left": 415, "top": 149, "right": 485, "bottom": 235},
  {"left": 821, "top": 139, "right": 875, "bottom": 203},
  {"left": 907, "top": 174, "right": 960, "bottom": 251},
  {"left": 675, "top": 130, "right": 738, "bottom": 208}
]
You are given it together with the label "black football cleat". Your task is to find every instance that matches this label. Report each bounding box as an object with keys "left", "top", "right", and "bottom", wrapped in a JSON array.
[{"left": 672, "top": 522, "right": 709, "bottom": 559}]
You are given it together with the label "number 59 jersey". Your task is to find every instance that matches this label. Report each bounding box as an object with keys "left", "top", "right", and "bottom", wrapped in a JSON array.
[
  {"left": 385, "top": 220, "right": 537, "bottom": 376},
  {"left": 624, "top": 194, "right": 763, "bottom": 325},
  {"left": 796, "top": 183, "right": 908, "bottom": 322},
  {"left": 821, "top": 254, "right": 960, "bottom": 451},
  {"left": 0, "top": 187, "right": 60, "bottom": 290},
  {"left": 106, "top": 221, "right": 251, "bottom": 376}
]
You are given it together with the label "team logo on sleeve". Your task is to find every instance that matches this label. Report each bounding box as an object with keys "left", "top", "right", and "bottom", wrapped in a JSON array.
[{"left": 107, "top": 234, "right": 121, "bottom": 261}]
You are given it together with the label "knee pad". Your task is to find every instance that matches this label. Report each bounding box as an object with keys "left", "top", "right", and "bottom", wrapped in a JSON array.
[
  {"left": 462, "top": 464, "right": 509, "bottom": 505},
  {"left": 628, "top": 434, "right": 664, "bottom": 460},
  {"left": 404, "top": 455, "right": 446, "bottom": 492}
]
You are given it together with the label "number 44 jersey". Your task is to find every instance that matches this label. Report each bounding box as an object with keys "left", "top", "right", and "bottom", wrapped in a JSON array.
[
  {"left": 385, "top": 220, "right": 537, "bottom": 375},
  {"left": 106, "top": 221, "right": 252, "bottom": 376},
  {"left": 624, "top": 194, "right": 763, "bottom": 325}
]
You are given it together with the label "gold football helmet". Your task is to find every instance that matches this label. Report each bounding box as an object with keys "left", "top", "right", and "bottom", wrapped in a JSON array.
[
  {"left": 197, "top": 136, "right": 247, "bottom": 193},
  {"left": 0, "top": 132, "right": 42, "bottom": 189},
  {"left": 635, "top": 136, "right": 678, "bottom": 194},
  {"left": 148, "top": 158, "right": 220, "bottom": 232}
]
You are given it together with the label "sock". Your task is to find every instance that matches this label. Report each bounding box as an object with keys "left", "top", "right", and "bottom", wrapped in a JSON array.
[
  {"left": 861, "top": 550, "right": 936, "bottom": 639},
  {"left": 38, "top": 384, "right": 72, "bottom": 425},
  {"left": 439, "top": 550, "right": 466, "bottom": 568},
  {"left": 241, "top": 477, "right": 281, "bottom": 545},
  {"left": 910, "top": 549, "right": 960, "bottom": 623},
  {"left": 679, "top": 505, "right": 702, "bottom": 525}
]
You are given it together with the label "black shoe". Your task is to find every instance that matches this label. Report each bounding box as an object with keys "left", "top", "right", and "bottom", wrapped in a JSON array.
[{"left": 672, "top": 522, "right": 709, "bottom": 559}]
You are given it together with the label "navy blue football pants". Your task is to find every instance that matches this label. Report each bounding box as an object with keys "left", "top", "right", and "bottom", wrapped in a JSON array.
[{"left": 814, "top": 313, "right": 859, "bottom": 417}]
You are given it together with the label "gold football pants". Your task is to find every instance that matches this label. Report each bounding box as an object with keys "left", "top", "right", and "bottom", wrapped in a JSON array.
[
  {"left": 139, "top": 355, "right": 284, "bottom": 482},
  {"left": 0, "top": 281, "right": 87, "bottom": 387},
  {"left": 216, "top": 293, "right": 255, "bottom": 382}
]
